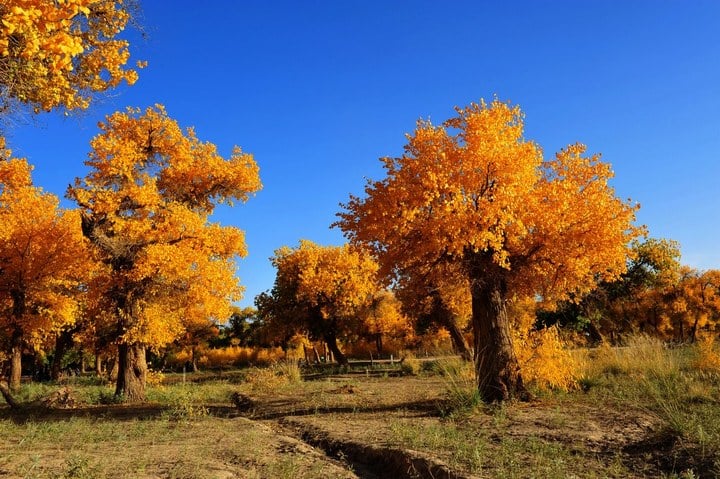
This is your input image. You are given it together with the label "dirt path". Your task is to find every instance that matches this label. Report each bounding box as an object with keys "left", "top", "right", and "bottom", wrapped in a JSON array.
[{"left": 230, "top": 375, "right": 676, "bottom": 479}]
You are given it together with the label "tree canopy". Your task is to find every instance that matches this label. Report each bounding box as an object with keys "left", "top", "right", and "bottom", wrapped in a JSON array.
[
  {"left": 259, "top": 240, "right": 379, "bottom": 365},
  {"left": 0, "top": 138, "right": 90, "bottom": 390},
  {"left": 337, "top": 99, "right": 642, "bottom": 401},
  {"left": 0, "top": 0, "right": 139, "bottom": 114},
  {"left": 67, "top": 105, "right": 261, "bottom": 400}
]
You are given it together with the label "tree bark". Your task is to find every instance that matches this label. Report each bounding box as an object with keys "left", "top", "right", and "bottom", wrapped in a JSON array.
[
  {"left": 469, "top": 273, "right": 527, "bottom": 402},
  {"left": 324, "top": 331, "right": 348, "bottom": 365},
  {"left": 9, "top": 289, "right": 26, "bottom": 391},
  {"left": 445, "top": 316, "right": 473, "bottom": 362},
  {"left": 94, "top": 351, "right": 103, "bottom": 376},
  {"left": 430, "top": 292, "right": 473, "bottom": 361},
  {"left": 10, "top": 331, "right": 22, "bottom": 391},
  {"left": 115, "top": 343, "right": 147, "bottom": 401}
]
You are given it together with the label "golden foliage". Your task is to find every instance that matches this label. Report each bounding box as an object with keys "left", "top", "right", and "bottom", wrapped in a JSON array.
[
  {"left": 0, "top": 0, "right": 139, "bottom": 112},
  {"left": 693, "top": 335, "right": 720, "bottom": 373},
  {"left": 67, "top": 106, "right": 261, "bottom": 350},
  {"left": 0, "top": 137, "right": 91, "bottom": 350},
  {"left": 337, "top": 99, "right": 641, "bottom": 302},
  {"left": 510, "top": 298, "right": 578, "bottom": 391},
  {"left": 337, "top": 99, "right": 641, "bottom": 399},
  {"left": 263, "top": 240, "right": 379, "bottom": 344},
  {"left": 170, "top": 346, "right": 285, "bottom": 369}
]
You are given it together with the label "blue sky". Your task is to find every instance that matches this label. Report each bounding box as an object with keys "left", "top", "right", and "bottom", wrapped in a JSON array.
[{"left": 5, "top": 1, "right": 720, "bottom": 307}]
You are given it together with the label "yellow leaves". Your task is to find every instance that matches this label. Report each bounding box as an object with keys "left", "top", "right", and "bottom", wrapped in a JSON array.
[
  {"left": 338, "top": 98, "right": 641, "bottom": 304},
  {"left": 0, "top": 138, "right": 91, "bottom": 344},
  {"left": 68, "top": 107, "right": 260, "bottom": 349},
  {"left": 0, "top": 0, "right": 139, "bottom": 112},
  {"left": 269, "top": 240, "right": 379, "bottom": 333}
]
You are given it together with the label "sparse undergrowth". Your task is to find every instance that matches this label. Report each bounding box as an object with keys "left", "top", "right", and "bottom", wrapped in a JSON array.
[{"left": 0, "top": 340, "right": 719, "bottom": 478}]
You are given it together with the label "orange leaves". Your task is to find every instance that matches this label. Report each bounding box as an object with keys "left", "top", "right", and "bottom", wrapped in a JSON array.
[
  {"left": 0, "top": 138, "right": 91, "bottom": 348},
  {"left": 68, "top": 106, "right": 261, "bottom": 348},
  {"left": 273, "top": 240, "right": 378, "bottom": 319},
  {"left": 266, "top": 240, "right": 380, "bottom": 340},
  {"left": 337, "top": 99, "right": 642, "bottom": 302},
  {"left": 0, "top": 0, "right": 138, "bottom": 112}
]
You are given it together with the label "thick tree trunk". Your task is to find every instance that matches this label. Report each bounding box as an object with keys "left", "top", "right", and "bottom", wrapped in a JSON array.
[
  {"left": 10, "top": 332, "right": 22, "bottom": 391},
  {"left": 115, "top": 343, "right": 147, "bottom": 402},
  {"left": 324, "top": 331, "right": 348, "bottom": 365},
  {"left": 470, "top": 277, "right": 527, "bottom": 402}
]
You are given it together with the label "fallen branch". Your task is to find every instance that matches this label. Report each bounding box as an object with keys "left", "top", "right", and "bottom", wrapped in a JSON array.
[{"left": 0, "top": 380, "right": 21, "bottom": 409}]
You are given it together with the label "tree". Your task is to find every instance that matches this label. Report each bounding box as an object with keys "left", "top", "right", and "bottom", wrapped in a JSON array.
[
  {"left": 0, "top": 0, "right": 139, "bottom": 114},
  {"left": 0, "top": 137, "right": 90, "bottom": 392},
  {"left": 538, "top": 238, "right": 682, "bottom": 342},
  {"left": 395, "top": 262, "right": 473, "bottom": 360},
  {"left": 336, "top": 99, "right": 641, "bottom": 401},
  {"left": 360, "top": 290, "right": 413, "bottom": 354},
  {"left": 67, "top": 105, "right": 261, "bottom": 401},
  {"left": 663, "top": 267, "right": 720, "bottom": 341},
  {"left": 260, "top": 240, "right": 379, "bottom": 365}
]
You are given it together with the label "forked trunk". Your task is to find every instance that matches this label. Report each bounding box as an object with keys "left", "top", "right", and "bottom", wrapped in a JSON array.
[
  {"left": 115, "top": 343, "right": 147, "bottom": 402},
  {"left": 324, "top": 331, "right": 348, "bottom": 365},
  {"left": 470, "top": 278, "right": 527, "bottom": 402}
]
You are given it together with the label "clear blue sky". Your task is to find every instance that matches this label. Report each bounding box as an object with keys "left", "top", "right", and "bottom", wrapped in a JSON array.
[{"left": 5, "top": 1, "right": 720, "bottom": 307}]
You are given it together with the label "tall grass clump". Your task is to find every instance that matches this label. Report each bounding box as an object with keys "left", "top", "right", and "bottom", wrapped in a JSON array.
[
  {"left": 244, "top": 360, "right": 303, "bottom": 393},
  {"left": 579, "top": 335, "right": 681, "bottom": 381},
  {"left": 434, "top": 357, "right": 482, "bottom": 417},
  {"left": 577, "top": 335, "right": 720, "bottom": 474}
]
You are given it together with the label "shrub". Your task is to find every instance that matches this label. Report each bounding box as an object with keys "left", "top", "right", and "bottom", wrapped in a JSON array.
[{"left": 692, "top": 335, "right": 720, "bottom": 373}]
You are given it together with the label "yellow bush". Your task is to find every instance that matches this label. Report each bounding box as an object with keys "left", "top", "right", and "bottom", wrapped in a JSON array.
[
  {"left": 511, "top": 298, "right": 578, "bottom": 392},
  {"left": 693, "top": 335, "right": 720, "bottom": 373},
  {"left": 167, "top": 346, "right": 286, "bottom": 369},
  {"left": 146, "top": 370, "right": 165, "bottom": 387},
  {"left": 515, "top": 327, "right": 578, "bottom": 391}
]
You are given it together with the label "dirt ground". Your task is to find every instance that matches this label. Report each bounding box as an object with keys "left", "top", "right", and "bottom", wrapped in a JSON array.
[
  {"left": 0, "top": 373, "right": 709, "bottom": 478},
  {"left": 235, "top": 375, "right": 679, "bottom": 478}
]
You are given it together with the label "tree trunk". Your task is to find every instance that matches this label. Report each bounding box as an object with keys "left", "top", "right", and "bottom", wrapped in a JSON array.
[
  {"left": 10, "top": 331, "right": 22, "bottom": 391},
  {"left": 108, "top": 356, "right": 118, "bottom": 381},
  {"left": 430, "top": 292, "right": 472, "bottom": 361},
  {"left": 324, "top": 331, "right": 348, "bottom": 365},
  {"left": 470, "top": 276, "right": 527, "bottom": 402},
  {"left": 51, "top": 329, "right": 74, "bottom": 381},
  {"left": 375, "top": 333, "right": 383, "bottom": 355},
  {"left": 9, "top": 289, "right": 27, "bottom": 392},
  {"left": 191, "top": 348, "right": 199, "bottom": 372},
  {"left": 115, "top": 343, "right": 147, "bottom": 401},
  {"left": 0, "top": 380, "right": 21, "bottom": 409},
  {"left": 444, "top": 315, "right": 473, "bottom": 362},
  {"left": 95, "top": 351, "right": 103, "bottom": 376}
]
